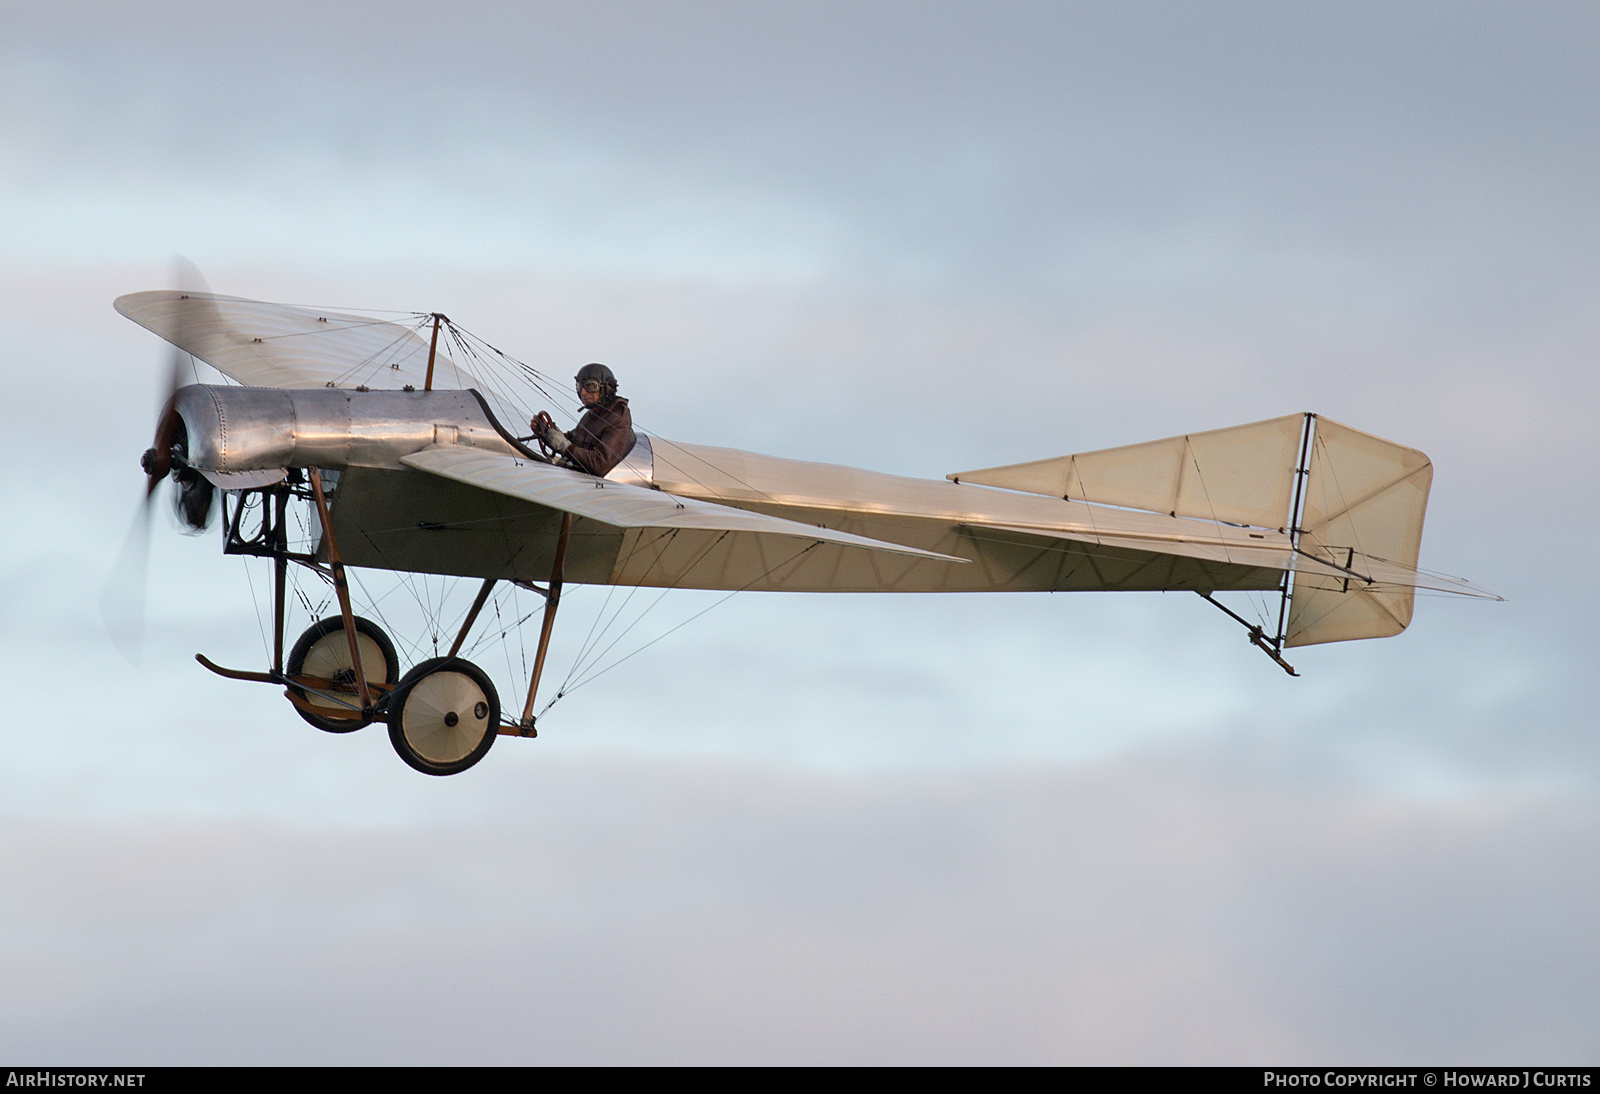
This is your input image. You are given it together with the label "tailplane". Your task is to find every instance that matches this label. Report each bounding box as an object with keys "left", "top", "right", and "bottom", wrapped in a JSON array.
[{"left": 950, "top": 413, "right": 1496, "bottom": 652}]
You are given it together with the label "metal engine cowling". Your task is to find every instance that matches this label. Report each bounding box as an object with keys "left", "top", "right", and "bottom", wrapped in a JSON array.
[{"left": 169, "top": 385, "right": 522, "bottom": 479}]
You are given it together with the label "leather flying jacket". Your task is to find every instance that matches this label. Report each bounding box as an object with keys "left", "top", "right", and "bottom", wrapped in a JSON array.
[{"left": 562, "top": 396, "right": 636, "bottom": 477}]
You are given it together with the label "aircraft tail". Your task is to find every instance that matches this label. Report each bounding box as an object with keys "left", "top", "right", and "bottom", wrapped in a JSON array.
[
  {"left": 1282, "top": 417, "right": 1432, "bottom": 648},
  {"left": 950, "top": 414, "right": 1491, "bottom": 648}
]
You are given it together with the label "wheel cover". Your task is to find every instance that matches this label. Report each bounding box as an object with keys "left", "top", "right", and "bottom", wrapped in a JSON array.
[
  {"left": 301, "top": 631, "right": 388, "bottom": 691},
  {"left": 400, "top": 670, "right": 492, "bottom": 765}
]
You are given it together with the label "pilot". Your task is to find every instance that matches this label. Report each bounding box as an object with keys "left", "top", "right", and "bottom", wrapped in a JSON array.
[{"left": 535, "top": 363, "right": 637, "bottom": 478}]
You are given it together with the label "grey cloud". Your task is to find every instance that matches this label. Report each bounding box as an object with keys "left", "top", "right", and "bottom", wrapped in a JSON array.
[
  {"left": 7, "top": 3, "right": 1600, "bottom": 288},
  {"left": 1, "top": 754, "right": 1595, "bottom": 1063}
]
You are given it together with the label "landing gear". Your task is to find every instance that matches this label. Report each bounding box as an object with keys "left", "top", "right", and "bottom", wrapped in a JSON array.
[
  {"left": 285, "top": 616, "right": 400, "bottom": 732},
  {"left": 387, "top": 658, "right": 500, "bottom": 776},
  {"left": 198, "top": 466, "right": 548, "bottom": 776}
]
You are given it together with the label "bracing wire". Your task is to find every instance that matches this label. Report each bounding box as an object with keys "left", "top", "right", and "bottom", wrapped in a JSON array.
[
  {"left": 240, "top": 552, "right": 271, "bottom": 662},
  {"left": 539, "top": 540, "right": 826, "bottom": 717},
  {"left": 556, "top": 530, "right": 669, "bottom": 687},
  {"left": 550, "top": 527, "right": 735, "bottom": 699}
]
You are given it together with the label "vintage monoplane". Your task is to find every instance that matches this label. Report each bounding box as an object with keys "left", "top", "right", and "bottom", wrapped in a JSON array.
[{"left": 115, "top": 289, "right": 1498, "bottom": 776}]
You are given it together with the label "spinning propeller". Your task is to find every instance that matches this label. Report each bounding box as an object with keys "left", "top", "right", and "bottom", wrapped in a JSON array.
[{"left": 102, "top": 258, "right": 217, "bottom": 662}]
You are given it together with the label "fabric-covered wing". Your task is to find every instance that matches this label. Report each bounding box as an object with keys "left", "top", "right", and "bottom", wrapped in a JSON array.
[
  {"left": 400, "top": 447, "right": 967, "bottom": 568},
  {"left": 114, "top": 290, "right": 486, "bottom": 393}
]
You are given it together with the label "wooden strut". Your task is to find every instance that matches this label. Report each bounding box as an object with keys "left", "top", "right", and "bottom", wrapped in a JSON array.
[
  {"left": 423, "top": 313, "right": 443, "bottom": 392},
  {"left": 449, "top": 578, "right": 497, "bottom": 658},
  {"left": 309, "top": 469, "right": 373, "bottom": 711},
  {"left": 517, "top": 512, "right": 573, "bottom": 735},
  {"left": 272, "top": 486, "right": 288, "bottom": 675}
]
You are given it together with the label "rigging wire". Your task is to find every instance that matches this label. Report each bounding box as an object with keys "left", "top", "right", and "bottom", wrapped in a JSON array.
[
  {"left": 233, "top": 297, "right": 798, "bottom": 527},
  {"left": 550, "top": 527, "right": 737, "bottom": 698},
  {"left": 556, "top": 530, "right": 670, "bottom": 687},
  {"left": 540, "top": 540, "right": 826, "bottom": 716},
  {"left": 436, "top": 312, "right": 795, "bottom": 518},
  {"left": 240, "top": 551, "right": 271, "bottom": 662},
  {"left": 1177, "top": 439, "right": 1278, "bottom": 635}
]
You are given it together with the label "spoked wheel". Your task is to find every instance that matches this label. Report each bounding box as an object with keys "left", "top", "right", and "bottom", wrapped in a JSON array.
[
  {"left": 285, "top": 616, "right": 400, "bottom": 733},
  {"left": 387, "top": 657, "right": 500, "bottom": 776}
]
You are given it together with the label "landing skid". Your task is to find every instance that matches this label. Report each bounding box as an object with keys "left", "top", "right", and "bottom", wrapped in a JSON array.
[{"left": 1197, "top": 592, "right": 1299, "bottom": 677}]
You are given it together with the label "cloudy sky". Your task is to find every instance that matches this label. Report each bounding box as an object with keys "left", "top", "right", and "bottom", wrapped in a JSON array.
[{"left": 1, "top": 0, "right": 1597, "bottom": 1063}]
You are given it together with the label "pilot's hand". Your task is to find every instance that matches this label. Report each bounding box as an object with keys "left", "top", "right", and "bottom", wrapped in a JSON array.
[{"left": 529, "top": 412, "right": 567, "bottom": 455}]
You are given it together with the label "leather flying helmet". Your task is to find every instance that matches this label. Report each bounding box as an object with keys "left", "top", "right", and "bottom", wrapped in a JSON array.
[{"left": 575, "top": 362, "right": 617, "bottom": 403}]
